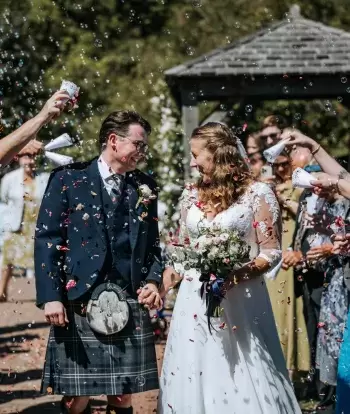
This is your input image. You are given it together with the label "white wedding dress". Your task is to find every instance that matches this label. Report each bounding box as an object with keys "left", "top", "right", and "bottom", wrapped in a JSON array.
[{"left": 158, "top": 182, "right": 301, "bottom": 414}]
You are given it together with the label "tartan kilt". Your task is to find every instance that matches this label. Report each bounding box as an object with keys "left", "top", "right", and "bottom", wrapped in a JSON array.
[{"left": 41, "top": 299, "right": 159, "bottom": 396}]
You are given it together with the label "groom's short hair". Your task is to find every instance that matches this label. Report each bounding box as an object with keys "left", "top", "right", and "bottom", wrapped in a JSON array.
[{"left": 99, "top": 110, "right": 151, "bottom": 150}]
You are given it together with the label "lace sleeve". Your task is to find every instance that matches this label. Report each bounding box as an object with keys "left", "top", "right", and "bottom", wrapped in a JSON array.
[{"left": 252, "top": 185, "right": 282, "bottom": 280}]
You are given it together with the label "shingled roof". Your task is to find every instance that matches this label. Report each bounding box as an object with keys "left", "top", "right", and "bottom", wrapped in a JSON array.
[{"left": 165, "top": 5, "right": 350, "bottom": 79}]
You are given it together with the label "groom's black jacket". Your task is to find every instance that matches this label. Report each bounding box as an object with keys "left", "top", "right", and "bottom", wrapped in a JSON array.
[{"left": 34, "top": 157, "right": 163, "bottom": 306}]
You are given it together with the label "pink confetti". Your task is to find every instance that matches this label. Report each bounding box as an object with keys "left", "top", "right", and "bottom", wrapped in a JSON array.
[
  {"left": 66, "top": 280, "right": 76, "bottom": 290},
  {"left": 56, "top": 245, "right": 70, "bottom": 251},
  {"left": 219, "top": 322, "right": 226, "bottom": 330}
]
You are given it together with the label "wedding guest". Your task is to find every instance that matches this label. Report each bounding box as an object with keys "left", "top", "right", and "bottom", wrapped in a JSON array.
[
  {"left": 248, "top": 150, "right": 264, "bottom": 179},
  {"left": 266, "top": 152, "right": 310, "bottom": 378},
  {"left": 281, "top": 129, "right": 350, "bottom": 413},
  {"left": 260, "top": 115, "right": 287, "bottom": 149},
  {"left": 311, "top": 191, "right": 350, "bottom": 411},
  {"left": 0, "top": 90, "right": 68, "bottom": 168},
  {"left": 281, "top": 129, "right": 347, "bottom": 180},
  {"left": 283, "top": 177, "right": 339, "bottom": 410},
  {"left": 246, "top": 133, "right": 265, "bottom": 178},
  {"left": 0, "top": 151, "right": 49, "bottom": 301},
  {"left": 246, "top": 132, "right": 263, "bottom": 154},
  {"left": 282, "top": 128, "right": 350, "bottom": 196}
]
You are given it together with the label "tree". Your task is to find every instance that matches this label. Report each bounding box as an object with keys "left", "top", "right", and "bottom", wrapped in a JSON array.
[{"left": 148, "top": 79, "right": 183, "bottom": 235}]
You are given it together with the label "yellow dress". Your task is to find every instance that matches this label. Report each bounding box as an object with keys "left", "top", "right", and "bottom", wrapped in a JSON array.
[
  {"left": 2, "top": 180, "right": 38, "bottom": 270},
  {"left": 266, "top": 181, "right": 310, "bottom": 372}
]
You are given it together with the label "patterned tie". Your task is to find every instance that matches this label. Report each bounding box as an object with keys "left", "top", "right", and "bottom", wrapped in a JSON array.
[{"left": 110, "top": 173, "right": 125, "bottom": 204}]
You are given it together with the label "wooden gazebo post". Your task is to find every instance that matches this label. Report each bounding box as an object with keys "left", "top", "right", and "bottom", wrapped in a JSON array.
[{"left": 181, "top": 90, "right": 198, "bottom": 179}]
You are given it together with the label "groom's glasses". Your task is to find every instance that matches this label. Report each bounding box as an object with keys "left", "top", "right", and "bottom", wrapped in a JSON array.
[{"left": 121, "top": 136, "right": 149, "bottom": 153}]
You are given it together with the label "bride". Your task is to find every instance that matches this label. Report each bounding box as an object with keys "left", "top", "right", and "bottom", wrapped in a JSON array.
[{"left": 158, "top": 122, "right": 301, "bottom": 413}]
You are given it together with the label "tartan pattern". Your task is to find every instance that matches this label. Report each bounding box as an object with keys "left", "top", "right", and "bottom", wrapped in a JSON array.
[{"left": 41, "top": 299, "right": 159, "bottom": 396}]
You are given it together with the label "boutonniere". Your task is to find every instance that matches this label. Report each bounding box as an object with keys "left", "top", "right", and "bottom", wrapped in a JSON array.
[{"left": 135, "top": 184, "right": 157, "bottom": 219}]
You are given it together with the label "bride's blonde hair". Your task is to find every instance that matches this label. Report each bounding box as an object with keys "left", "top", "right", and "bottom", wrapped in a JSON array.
[{"left": 191, "top": 122, "right": 253, "bottom": 213}]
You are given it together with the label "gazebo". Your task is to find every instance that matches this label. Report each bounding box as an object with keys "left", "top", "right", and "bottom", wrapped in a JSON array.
[{"left": 165, "top": 5, "right": 350, "bottom": 178}]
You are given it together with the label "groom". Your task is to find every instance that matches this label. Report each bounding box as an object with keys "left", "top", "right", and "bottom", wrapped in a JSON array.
[{"left": 35, "top": 111, "right": 163, "bottom": 414}]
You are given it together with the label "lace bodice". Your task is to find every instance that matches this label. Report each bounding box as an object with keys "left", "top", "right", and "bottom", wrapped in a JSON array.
[{"left": 177, "top": 182, "right": 282, "bottom": 279}]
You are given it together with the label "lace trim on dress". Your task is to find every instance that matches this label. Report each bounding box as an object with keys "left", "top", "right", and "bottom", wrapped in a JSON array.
[{"left": 251, "top": 183, "right": 280, "bottom": 225}]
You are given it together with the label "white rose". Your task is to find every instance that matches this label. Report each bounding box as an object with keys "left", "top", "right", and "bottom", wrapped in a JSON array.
[
  {"left": 219, "top": 233, "right": 229, "bottom": 242},
  {"left": 210, "top": 246, "right": 220, "bottom": 256},
  {"left": 229, "top": 244, "right": 239, "bottom": 255},
  {"left": 139, "top": 184, "right": 152, "bottom": 198},
  {"left": 196, "top": 235, "right": 210, "bottom": 250}
]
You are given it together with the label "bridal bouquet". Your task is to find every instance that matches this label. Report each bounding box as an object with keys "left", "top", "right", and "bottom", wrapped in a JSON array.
[{"left": 170, "top": 225, "right": 250, "bottom": 323}]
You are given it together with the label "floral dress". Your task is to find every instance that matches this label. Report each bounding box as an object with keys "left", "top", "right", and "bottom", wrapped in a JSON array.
[{"left": 316, "top": 198, "right": 350, "bottom": 386}]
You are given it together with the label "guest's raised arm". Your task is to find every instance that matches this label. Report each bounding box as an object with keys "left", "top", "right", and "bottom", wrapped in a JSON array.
[
  {"left": 281, "top": 128, "right": 350, "bottom": 180},
  {"left": 0, "top": 90, "right": 69, "bottom": 167}
]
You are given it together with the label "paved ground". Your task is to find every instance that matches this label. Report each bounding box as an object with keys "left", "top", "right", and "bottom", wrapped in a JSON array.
[{"left": 0, "top": 276, "right": 164, "bottom": 414}]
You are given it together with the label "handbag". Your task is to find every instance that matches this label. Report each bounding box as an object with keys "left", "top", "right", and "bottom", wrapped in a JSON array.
[{"left": 86, "top": 282, "right": 129, "bottom": 335}]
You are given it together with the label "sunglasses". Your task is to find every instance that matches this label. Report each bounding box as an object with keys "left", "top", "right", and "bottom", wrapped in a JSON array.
[
  {"left": 273, "top": 161, "right": 289, "bottom": 169},
  {"left": 260, "top": 133, "right": 279, "bottom": 141}
]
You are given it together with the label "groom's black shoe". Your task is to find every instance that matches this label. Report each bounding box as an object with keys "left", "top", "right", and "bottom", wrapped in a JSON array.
[{"left": 106, "top": 405, "right": 133, "bottom": 414}]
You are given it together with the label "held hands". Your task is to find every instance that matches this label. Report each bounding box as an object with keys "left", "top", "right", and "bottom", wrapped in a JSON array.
[
  {"left": 137, "top": 282, "right": 163, "bottom": 310},
  {"left": 44, "top": 301, "right": 69, "bottom": 327}
]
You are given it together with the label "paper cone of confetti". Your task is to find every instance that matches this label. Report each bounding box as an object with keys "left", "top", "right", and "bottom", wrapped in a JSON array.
[
  {"left": 45, "top": 133, "right": 74, "bottom": 151},
  {"left": 263, "top": 141, "right": 286, "bottom": 163},
  {"left": 45, "top": 151, "right": 73, "bottom": 166},
  {"left": 60, "top": 80, "right": 79, "bottom": 99},
  {"left": 292, "top": 167, "right": 314, "bottom": 189}
]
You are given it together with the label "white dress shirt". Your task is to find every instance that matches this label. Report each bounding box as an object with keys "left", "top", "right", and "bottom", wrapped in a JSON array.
[{"left": 97, "top": 156, "right": 125, "bottom": 197}]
